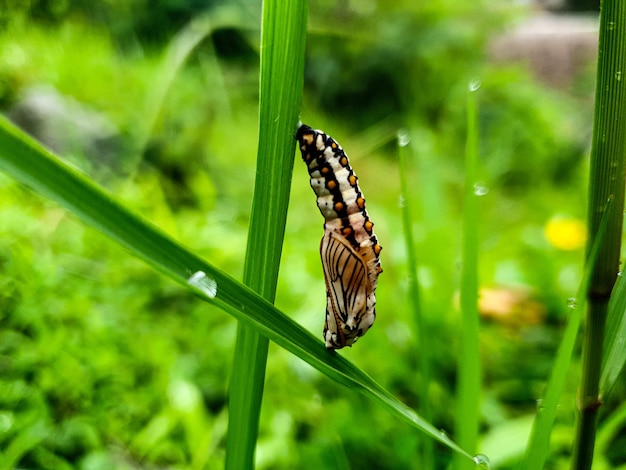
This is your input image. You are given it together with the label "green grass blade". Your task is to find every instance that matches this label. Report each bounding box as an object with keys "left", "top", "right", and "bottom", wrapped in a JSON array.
[
  {"left": 397, "top": 130, "right": 433, "bottom": 468},
  {"left": 136, "top": 7, "right": 256, "bottom": 156},
  {"left": 520, "top": 202, "right": 611, "bottom": 470},
  {"left": 0, "top": 114, "right": 478, "bottom": 464},
  {"left": 225, "top": 1, "right": 308, "bottom": 468},
  {"left": 573, "top": 1, "right": 626, "bottom": 467},
  {"left": 0, "top": 420, "right": 48, "bottom": 470},
  {"left": 454, "top": 81, "right": 482, "bottom": 470},
  {"left": 520, "top": 297, "right": 586, "bottom": 470},
  {"left": 136, "top": 14, "right": 214, "bottom": 155},
  {"left": 600, "top": 272, "right": 626, "bottom": 395}
]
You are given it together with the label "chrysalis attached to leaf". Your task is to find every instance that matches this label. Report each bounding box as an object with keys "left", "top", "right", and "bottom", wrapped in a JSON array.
[{"left": 296, "top": 124, "right": 382, "bottom": 349}]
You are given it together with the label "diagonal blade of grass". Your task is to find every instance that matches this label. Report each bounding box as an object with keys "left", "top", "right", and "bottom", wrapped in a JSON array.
[
  {"left": 137, "top": 6, "right": 258, "bottom": 156},
  {"left": 0, "top": 116, "right": 478, "bottom": 463},
  {"left": 519, "top": 200, "right": 611, "bottom": 470},
  {"left": 137, "top": 13, "right": 215, "bottom": 155}
]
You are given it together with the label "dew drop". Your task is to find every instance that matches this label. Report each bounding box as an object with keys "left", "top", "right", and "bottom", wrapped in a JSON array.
[
  {"left": 397, "top": 129, "right": 410, "bottom": 147},
  {"left": 616, "top": 71, "right": 622, "bottom": 81},
  {"left": 188, "top": 270, "right": 218, "bottom": 299},
  {"left": 398, "top": 195, "right": 406, "bottom": 208},
  {"left": 469, "top": 80, "right": 482, "bottom": 92},
  {"left": 473, "top": 183, "right": 489, "bottom": 196},
  {"left": 566, "top": 297, "right": 577, "bottom": 309},
  {"left": 473, "top": 454, "right": 491, "bottom": 469},
  {"left": 608, "top": 21, "right": 616, "bottom": 31}
]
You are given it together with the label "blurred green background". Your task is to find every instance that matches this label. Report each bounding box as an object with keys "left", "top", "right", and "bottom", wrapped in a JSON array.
[{"left": 0, "top": 0, "right": 621, "bottom": 469}]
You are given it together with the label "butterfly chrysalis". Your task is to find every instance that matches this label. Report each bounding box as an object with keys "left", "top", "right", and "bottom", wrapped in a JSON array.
[{"left": 296, "top": 124, "right": 382, "bottom": 349}]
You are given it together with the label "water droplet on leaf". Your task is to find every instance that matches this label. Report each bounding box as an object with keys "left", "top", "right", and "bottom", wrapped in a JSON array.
[
  {"left": 473, "top": 184, "right": 489, "bottom": 196},
  {"left": 188, "top": 270, "right": 218, "bottom": 299},
  {"left": 473, "top": 454, "right": 491, "bottom": 469},
  {"left": 397, "top": 129, "right": 410, "bottom": 147},
  {"left": 469, "top": 80, "right": 482, "bottom": 92}
]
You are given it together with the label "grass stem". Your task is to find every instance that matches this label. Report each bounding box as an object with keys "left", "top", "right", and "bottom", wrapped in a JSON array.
[
  {"left": 225, "top": 1, "right": 307, "bottom": 468},
  {"left": 454, "top": 82, "right": 481, "bottom": 470},
  {"left": 398, "top": 131, "right": 433, "bottom": 467},
  {"left": 572, "top": 1, "right": 626, "bottom": 468}
]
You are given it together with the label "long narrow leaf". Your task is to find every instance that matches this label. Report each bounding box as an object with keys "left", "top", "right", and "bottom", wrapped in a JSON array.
[
  {"left": 137, "top": 6, "right": 258, "bottom": 155},
  {"left": 398, "top": 130, "right": 433, "bottom": 468},
  {"left": 455, "top": 81, "right": 482, "bottom": 470},
  {"left": 0, "top": 116, "right": 477, "bottom": 462},
  {"left": 573, "top": 1, "right": 626, "bottom": 467},
  {"left": 520, "top": 202, "right": 611, "bottom": 470}
]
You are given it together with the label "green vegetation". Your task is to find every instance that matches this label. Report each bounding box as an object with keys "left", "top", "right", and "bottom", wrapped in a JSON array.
[
  {"left": 573, "top": 1, "right": 626, "bottom": 468},
  {"left": 0, "top": 1, "right": 624, "bottom": 469},
  {"left": 226, "top": 1, "right": 307, "bottom": 468}
]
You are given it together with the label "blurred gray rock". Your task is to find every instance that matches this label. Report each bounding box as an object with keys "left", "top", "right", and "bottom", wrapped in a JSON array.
[
  {"left": 7, "top": 85, "right": 123, "bottom": 171},
  {"left": 489, "top": 13, "right": 598, "bottom": 88}
]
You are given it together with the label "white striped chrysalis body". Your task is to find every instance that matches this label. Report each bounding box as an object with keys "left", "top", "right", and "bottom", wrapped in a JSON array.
[{"left": 296, "top": 124, "right": 382, "bottom": 349}]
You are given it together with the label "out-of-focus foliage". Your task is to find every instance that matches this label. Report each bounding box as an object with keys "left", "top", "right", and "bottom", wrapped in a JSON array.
[
  {"left": 1, "top": 0, "right": 622, "bottom": 469},
  {"left": 2, "top": 0, "right": 216, "bottom": 43}
]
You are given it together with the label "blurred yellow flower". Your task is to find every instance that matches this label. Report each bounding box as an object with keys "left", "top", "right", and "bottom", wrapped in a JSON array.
[{"left": 544, "top": 216, "right": 586, "bottom": 250}]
